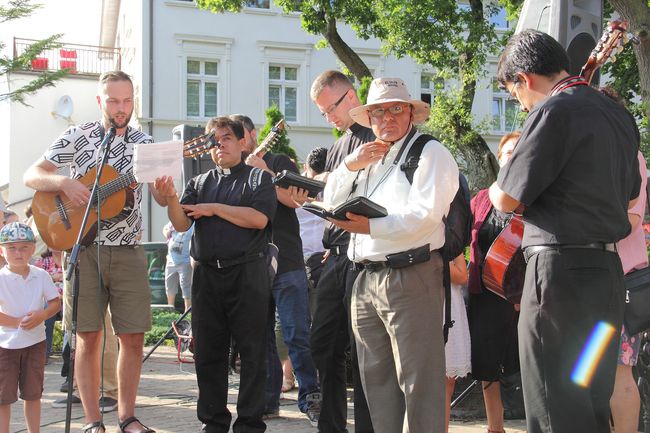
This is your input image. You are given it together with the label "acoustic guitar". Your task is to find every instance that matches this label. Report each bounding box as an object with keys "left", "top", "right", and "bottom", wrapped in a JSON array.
[
  {"left": 481, "top": 20, "right": 636, "bottom": 303},
  {"left": 32, "top": 166, "right": 137, "bottom": 251}
]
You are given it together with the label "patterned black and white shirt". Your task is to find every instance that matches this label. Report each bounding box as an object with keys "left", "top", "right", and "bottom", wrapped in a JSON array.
[{"left": 43, "top": 121, "right": 153, "bottom": 246}]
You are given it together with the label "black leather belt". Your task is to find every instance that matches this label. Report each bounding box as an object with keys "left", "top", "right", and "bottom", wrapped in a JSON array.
[
  {"left": 203, "top": 251, "right": 265, "bottom": 269},
  {"left": 355, "top": 244, "right": 431, "bottom": 272},
  {"left": 523, "top": 242, "right": 617, "bottom": 263}
]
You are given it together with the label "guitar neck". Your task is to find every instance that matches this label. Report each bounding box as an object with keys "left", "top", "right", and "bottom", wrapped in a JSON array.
[
  {"left": 95, "top": 171, "right": 137, "bottom": 200},
  {"left": 252, "top": 120, "right": 286, "bottom": 156},
  {"left": 253, "top": 136, "right": 275, "bottom": 156}
]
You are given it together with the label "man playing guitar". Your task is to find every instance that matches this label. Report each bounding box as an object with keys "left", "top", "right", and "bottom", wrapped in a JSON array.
[
  {"left": 24, "top": 71, "right": 167, "bottom": 433},
  {"left": 489, "top": 30, "right": 640, "bottom": 433}
]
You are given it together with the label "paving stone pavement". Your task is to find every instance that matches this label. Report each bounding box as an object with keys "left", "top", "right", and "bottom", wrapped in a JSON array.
[{"left": 9, "top": 346, "right": 527, "bottom": 432}]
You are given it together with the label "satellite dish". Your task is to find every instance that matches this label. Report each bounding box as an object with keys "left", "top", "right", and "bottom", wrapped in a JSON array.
[{"left": 51, "top": 95, "right": 74, "bottom": 125}]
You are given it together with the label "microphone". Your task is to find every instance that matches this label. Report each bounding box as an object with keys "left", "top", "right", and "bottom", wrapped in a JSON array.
[{"left": 100, "top": 126, "right": 116, "bottom": 153}]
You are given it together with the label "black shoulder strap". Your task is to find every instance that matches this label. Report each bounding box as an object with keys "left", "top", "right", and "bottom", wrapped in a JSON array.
[
  {"left": 442, "top": 262, "right": 453, "bottom": 344},
  {"left": 397, "top": 132, "right": 453, "bottom": 342},
  {"left": 400, "top": 133, "right": 435, "bottom": 185}
]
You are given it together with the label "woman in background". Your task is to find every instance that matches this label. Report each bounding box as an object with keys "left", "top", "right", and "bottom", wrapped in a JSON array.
[{"left": 467, "top": 132, "right": 521, "bottom": 433}]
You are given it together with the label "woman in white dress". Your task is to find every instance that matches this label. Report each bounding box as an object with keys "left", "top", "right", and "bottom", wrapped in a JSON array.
[{"left": 445, "top": 253, "right": 472, "bottom": 433}]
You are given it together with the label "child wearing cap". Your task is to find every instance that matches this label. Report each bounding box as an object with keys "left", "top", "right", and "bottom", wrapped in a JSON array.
[{"left": 0, "top": 222, "right": 60, "bottom": 433}]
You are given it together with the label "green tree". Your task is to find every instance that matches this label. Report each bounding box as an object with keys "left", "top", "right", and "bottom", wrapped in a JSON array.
[
  {"left": 0, "top": 0, "right": 67, "bottom": 105},
  {"left": 347, "top": 0, "right": 504, "bottom": 189},
  {"left": 259, "top": 105, "right": 298, "bottom": 164},
  {"left": 604, "top": 0, "right": 650, "bottom": 157}
]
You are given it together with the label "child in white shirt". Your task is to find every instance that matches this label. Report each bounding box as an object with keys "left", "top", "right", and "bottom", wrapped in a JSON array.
[{"left": 0, "top": 222, "right": 60, "bottom": 433}]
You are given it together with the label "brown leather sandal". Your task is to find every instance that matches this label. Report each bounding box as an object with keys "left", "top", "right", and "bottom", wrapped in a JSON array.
[
  {"left": 81, "top": 421, "right": 105, "bottom": 433},
  {"left": 118, "top": 417, "right": 155, "bottom": 433}
]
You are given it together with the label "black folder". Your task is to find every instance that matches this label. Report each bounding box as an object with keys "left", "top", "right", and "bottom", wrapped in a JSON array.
[{"left": 273, "top": 170, "right": 326, "bottom": 198}]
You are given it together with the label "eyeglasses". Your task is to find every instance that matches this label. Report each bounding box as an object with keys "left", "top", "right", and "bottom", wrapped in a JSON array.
[
  {"left": 320, "top": 89, "right": 349, "bottom": 117},
  {"left": 506, "top": 82, "right": 520, "bottom": 103},
  {"left": 368, "top": 104, "right": 410, "bottom": 118}
]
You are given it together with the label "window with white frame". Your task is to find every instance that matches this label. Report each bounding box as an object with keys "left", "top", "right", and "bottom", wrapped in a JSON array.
[
  {"left": 186, "top": 59, "right": 219, "bottom": 118},
  {"left": 491, "top": 78, "right": 518, "bottom": 132},
  {"left": 420, "top": 74, "right": 445, "bottom": 106},
  {"left": 268, "top": 65, "right": 298, "bottom": 122},
  {"left": 245, "top": 0, "right": 270, "bottom": 8}
]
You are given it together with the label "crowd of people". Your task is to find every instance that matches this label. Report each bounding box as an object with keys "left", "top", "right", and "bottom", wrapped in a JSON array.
[{"left": 0, "top": 27, "right": 647, "bottom": 433}]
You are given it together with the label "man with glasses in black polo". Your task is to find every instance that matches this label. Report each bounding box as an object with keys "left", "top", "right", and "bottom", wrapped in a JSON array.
[{"left": 304, "top": 70, "right": 376, "bottom": 433}]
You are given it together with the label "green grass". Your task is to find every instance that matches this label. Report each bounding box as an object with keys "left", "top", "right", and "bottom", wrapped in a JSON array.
[{"left": 145, "top": 309, "right": 190, "bottom": 346}]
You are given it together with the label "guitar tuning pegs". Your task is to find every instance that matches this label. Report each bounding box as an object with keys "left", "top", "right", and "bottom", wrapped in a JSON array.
[
  {"left": 617, "top": 45, "right": 625, "bottom": 54},
  {"left": 610, "top": 55, "right": 617, "bottom": 63}
]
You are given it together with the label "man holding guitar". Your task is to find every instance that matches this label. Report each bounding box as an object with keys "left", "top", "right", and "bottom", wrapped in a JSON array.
[
  {"left": 489, "top": 30, "right": 640, "bottom": 433},
  {"left": 24, "top": 71, "right": 166, "bottom": 433}
]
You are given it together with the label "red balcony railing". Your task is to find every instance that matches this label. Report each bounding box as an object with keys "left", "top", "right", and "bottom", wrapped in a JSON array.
[{"left": 13, "top": 38, "right": 121, "bottom": 76}]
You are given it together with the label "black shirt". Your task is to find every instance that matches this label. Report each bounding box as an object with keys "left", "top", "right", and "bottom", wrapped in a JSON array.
[
  {"left": 477, "top": 208, "right": 510, "bottom": 256},
  {"left": 263, "top": 152, "right": 304, "bottom": 275},
  {"left": 322, "top": 123, "right": 376, "bottom": 249},
  {"left": 497, "top": 84, "right": 640, "bottom": 248},
  {"left": 180, "top": 162, "right": 277, "bottom": 262}
]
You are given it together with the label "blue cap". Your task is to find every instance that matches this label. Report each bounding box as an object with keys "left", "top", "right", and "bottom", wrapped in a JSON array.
[{"left": 0, "top": 222, "right": 36, "bottom": 244}]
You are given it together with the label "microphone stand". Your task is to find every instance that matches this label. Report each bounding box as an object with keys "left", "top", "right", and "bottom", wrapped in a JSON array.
[{"left": 63, "top": 127, "right": 115, "bottom": 433}]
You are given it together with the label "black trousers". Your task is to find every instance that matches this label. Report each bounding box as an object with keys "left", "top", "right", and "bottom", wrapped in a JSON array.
[
  {"left": 519, "top": 247, "right": 624, "bottom": 433},
  {"left": 310, "top": 253, "right": 374, "bottom": 433},
  {"left": 192, "top": 259, "right": 270, "bottom": 433}
]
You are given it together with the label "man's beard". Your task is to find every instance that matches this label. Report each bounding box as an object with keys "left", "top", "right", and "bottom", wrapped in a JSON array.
[{"left": 107, "top": 112, "right": 132, "bottom": 129}]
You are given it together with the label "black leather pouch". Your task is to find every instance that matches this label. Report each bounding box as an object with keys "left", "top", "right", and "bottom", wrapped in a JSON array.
[{"left": 385, "top": 244, "right": 430, "bottom": 269}]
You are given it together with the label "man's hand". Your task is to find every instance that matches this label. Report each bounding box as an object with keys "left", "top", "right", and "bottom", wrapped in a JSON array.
[
  {"left": 62, "top": 178, "right": 91, "bottom": 207},
  {"left": 20, "top": 310, "right": 44, "bottom": 330},
  {"left": 182, "top": 203, "right": 216, "bottom": 219},
  {"left": 327, "top": 212, "right": 370, "bottom": 234},
  {"left": 288, "top": 186, "right": 311, "bottom": 206},
  {"left": 152, "top": 176, "right": 178, "bottom": 204},
  {"left": 343, "top": 141, "right": 391, "bottom": 172},
  {"left": 245, "top": 154, "right": 271, "bottom": 173}
]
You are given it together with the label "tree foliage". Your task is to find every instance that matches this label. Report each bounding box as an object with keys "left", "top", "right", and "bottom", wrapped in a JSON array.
[
  {"left": 348, "top": 0, "right": 505, "bottom": 189},
  {"left": 0, "top": 0, "right": 67, "bottom": 105},
  {"left": 259, "top": 105, "right": 298, "bottom": 163}
]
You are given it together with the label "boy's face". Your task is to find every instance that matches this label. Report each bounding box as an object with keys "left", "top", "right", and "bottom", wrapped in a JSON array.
[{"left": 0, "top": 242, "right": 35, "bottom": 268}]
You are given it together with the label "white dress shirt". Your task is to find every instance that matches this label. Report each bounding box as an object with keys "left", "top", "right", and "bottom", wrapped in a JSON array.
[{"left": 324, "top": 129, "right": 459, "bottom": 262}]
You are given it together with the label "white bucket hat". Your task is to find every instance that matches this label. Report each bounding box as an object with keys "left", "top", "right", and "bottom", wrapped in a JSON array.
[{"left": 349, "top": 77, "right": 430, "bottom": 128}]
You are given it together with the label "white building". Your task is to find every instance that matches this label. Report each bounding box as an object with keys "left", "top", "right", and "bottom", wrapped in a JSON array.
[{"left": 2, "top": 0, "right": 512, "bottom": 241}]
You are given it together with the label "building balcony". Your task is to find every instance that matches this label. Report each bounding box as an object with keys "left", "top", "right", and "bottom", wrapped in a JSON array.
[{"left": 13, "top": 38, "right": 121, "bottom": 76}]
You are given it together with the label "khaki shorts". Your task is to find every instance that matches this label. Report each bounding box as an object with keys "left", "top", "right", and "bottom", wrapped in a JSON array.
[
  {"left": 64, "top": 244, "right": 151, "bottom": 334},
  {"left": 0, "top": 341, "right": 46, "bottom": 404}
]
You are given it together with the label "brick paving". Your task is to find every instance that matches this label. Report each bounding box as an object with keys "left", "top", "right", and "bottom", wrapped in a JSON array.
[{"left": 10, "top": 346, "right": 527, "bottom": 432}]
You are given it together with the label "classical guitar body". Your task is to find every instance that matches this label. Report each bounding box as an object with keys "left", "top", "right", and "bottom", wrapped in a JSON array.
[
  {"left": 32, "top": 165, "right": 134, "bottom": 251},
  {"left": 481, "top": 214, "right": 525, "bottom": 304}
]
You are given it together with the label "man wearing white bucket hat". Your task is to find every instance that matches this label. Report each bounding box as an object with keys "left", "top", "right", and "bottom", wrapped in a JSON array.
[{"left": 323, "top": 77, "right": 459, "bottom": 433}]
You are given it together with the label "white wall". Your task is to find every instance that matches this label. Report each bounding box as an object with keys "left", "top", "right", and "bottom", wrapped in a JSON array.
[{"left": 5, "top": 74, "right": 100, "bottom": 211}]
